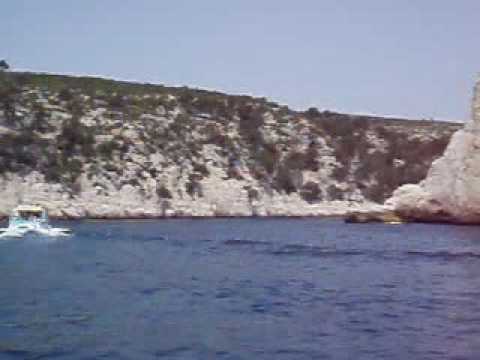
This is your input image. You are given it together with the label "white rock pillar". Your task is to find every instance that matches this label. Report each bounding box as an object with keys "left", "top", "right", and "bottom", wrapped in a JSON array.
[
  {"left": 386, "top": 74, "right": 480, "bottom": 223},
  {"left": 473, "top": 75, "right": 480, "bottom": 124}
]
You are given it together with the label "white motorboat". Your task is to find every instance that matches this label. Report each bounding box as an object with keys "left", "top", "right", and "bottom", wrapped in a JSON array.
[{"left": 0, "top": 205, "right": 71, "bottom": 238}]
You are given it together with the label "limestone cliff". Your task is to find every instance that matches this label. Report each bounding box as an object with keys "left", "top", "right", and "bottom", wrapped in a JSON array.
[
  {"left": 387, "top": 76, "right": 480, "bottom": 223},
  {"left": 0, "top": 72, "right": 460, "bottom": 218}
]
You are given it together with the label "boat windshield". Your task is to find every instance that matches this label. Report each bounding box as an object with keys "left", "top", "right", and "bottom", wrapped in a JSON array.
[
  {"left": 10, "top": 206, "right": 47, "bottom": 223},
  {"left": 18, "top": 211, "right": 43, "bottom": 220}
]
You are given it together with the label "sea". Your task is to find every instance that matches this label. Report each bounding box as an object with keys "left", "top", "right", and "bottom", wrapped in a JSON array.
[{"left": 1, "top": 218, "right": 480, "bottom": 359}]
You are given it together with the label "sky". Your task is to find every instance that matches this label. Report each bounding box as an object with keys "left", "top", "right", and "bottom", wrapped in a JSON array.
[{"left": 2, "top": 0, "right": 479, "bottom": 121}]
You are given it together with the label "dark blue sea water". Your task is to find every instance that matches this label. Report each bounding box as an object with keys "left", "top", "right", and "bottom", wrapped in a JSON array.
[{"left": 1, "top": 218, "right": 480, "bottom": 359}]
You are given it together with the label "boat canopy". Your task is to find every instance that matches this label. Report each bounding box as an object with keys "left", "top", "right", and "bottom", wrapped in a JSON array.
[
  {"left": 12, "top": 205, "right": 46, "bottom": 219},
  {"left": 14, "top": 205, "right": 44, "bottom": 212}
]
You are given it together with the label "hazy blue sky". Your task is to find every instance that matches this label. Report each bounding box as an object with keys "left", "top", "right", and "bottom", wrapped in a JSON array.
[{"left": 2, "top": 0, "right": 479, "bottom": 121}]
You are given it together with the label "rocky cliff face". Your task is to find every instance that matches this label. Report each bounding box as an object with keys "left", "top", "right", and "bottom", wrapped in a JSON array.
[
  {"left": 474, "top": 76, "right": 480, "bottom": 122},
  {"left": 387, "top": 77, "right": 480, "bottom": 223},
  {"left": 0, "top": 72, "right": 460, "bottom": 218}
]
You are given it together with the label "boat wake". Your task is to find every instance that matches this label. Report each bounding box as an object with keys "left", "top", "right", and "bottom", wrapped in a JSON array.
[{"left": 0, "top": 227, "right": 71, "bottom": 239}]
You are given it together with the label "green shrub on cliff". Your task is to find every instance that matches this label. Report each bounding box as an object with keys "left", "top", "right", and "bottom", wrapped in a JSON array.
[
  {"left": 156, "top": 184, "right": 172, "bottom": 199},
  {"left": 0, "top": 60, "right": 10, "bottom": 71},
  {"left": 238, "top": 104, "right": 265, "bottom": 146},
  {"left": 300, "top": 181, "right": 322, "bottom": 203},
  {"left": 58, "top": 115, "right": 95, "bottom": 157},
  {"left": 97, "top": 140, "right": 121, "bottom": 159},
  {"left": 0, "top": 67, "right": 21, "bottom": 126}
]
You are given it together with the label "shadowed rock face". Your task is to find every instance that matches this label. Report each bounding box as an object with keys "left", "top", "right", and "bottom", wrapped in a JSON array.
[
  {"left": 0, "top": 72, "right": 460, "bottom": 218},
  {"left": 388, "top": 77, "right": 480, "bottom": 223}
]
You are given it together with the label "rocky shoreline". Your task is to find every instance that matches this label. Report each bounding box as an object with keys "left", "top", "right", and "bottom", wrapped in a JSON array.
[{"left": 0, "top": 170, "right": 388, "bottom": 219}]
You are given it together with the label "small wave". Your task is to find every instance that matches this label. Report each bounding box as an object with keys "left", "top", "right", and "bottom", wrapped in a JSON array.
[
  {"left": 270, "top": 244, "right": 365, "bottom": 257},
  {"left": 140, "top": 287, "right": 165, "bottom": 296},
  {"left": 0, "top": 322, "right": 27, "bottom": 329},
  {"left": 0, "top": 348, "right": 33, "bottom": 359},
  {"left": 215, "top": 288, "right": 236, "bottom": 299},
  {"left": 375, "top": 283, "right": 397, "bottom": 289},
  {"left": 32, "top": 349, "right": 74, "bottom": 359},
  {"left": 223, "top": 240, "right": 370, "bottom": 259},
  {"left": 405, "top": 250, "right": 480, "bottom": 260},
  {"left": 223, "top": 239, "right": 270, "bottom": 246},
  {"left": 154, "top": 346, "right": 192, "bottom": 358},
  {"left": 0, "top": 347, "right": 73, "bottom": 360},
  {"left": 139, "top": 235, "right": 167, "bottom": 242},
  {"left": 381, "top": 312, "right": 400, "bottom": 319},
  {"left": 95, "top": 350, "right": 123, "bottom": 359},
  {"left": 251, "top": 303, "right": 268, "bottom": 313},
  {"left": 275, "top": 349, "right": 310, "bottom": 355},
  {"left": 56, "top": 313, "right": 93, "bottom": 325}
]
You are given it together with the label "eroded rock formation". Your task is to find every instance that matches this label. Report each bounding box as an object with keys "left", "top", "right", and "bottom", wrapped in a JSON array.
[{"left": 387, "top": 76, "right": 480, "bottom": 223}]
